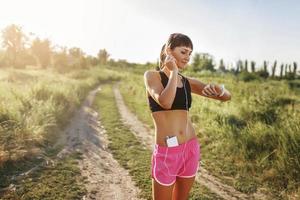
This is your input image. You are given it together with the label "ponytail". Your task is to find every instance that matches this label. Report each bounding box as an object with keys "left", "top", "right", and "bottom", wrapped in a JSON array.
[{"left": 158, "top": 44, "right": 167, "bottom": 70}]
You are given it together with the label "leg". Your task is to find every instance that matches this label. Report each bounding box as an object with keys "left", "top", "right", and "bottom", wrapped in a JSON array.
[
  {"left": 152, "top": 179, "right": 175, "bottom": 200},
  {"left": 172, "top": 176, "right": 196, "bottom": 200}
]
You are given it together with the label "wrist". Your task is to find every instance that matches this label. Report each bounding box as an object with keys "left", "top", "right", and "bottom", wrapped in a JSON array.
[
  {"left": 218, "top": 84, "right": 226, "bottom": 97},
  {"left": 170, "top": 68, "right": 178, "bottom": 74}
]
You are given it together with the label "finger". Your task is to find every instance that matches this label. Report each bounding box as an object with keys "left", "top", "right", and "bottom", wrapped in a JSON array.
[
  {"left": 166, "top": 53, "right": 175, "bottom": 59},
  {"left": 167, "top": 54, "right": 174, "bottom": 59},
  {"left": 166, "top": 56, "right": 176, "bottom": 65},
  {"left": 204, "top": 88, "right": 213, "bottom": 96},
  {"left": 166, "top": 55, "right": 173, "bottom": 63},
  {"left": 202, "top": 90, "right": 209, "bottom": 96},
  {"left": 165, "top": 55, "right": 170, "bottom": 61},
  {"left": 165, "top": 46, "right": 171, "bottom": 56},
  {"left": 210, "top": 84, "right": 218, "bottom": 94},
  {"left": 203, "top": 85, "right": 211, "bottom": 94},
  {"left": 206, "top": 86, "right": 215, "bottom": 95},
  {"left": 170, "top": 57, "right": 177, "bottom": 63},
  {"left": 202, "top": 86, "right": 209, "bottom": 95}
]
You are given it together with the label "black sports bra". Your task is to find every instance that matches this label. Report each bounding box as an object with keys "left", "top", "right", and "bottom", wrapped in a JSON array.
[{"left": 147, "top": 71, "right": 192, "bottom": 113}]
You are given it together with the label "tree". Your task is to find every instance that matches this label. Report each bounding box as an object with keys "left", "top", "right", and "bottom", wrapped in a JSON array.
[
  {"left": 280, "top": 64, "right": 284, "bottom": 79},
  {"left": 53, "top": 47, "right": 68, "bottom": 70},
  {"left": 0, "top": 50, "right": 6, "bottom": 67},
  {"left": 219, "top": 59, "right": 226, "bottom": 72},
  {"left": 69, "top": 47, "right": 87, "bottom": 68},
  {"left": 97, "top": 49, "right": 110, "bottom": 65},
  {"left": 293, "top": 62, "right": 298, "bottom": 77},
  {"left": 31, "top": 37, "right": 52, "bottom": 68},
  {"left": 69, "top": 47, "right": 83, "bottom": 58},
  {"left": 191, "top": 53, "right": 201, "bottom": 72},
  {"left": 286, "top": 63, "right": 295, "bottom": 80},
  {"left": 271, "top": 60, "right": 277, "bottom": 78},
  {"left": 255, "top": 61, "right": 269, "bottom": 79},
  {"left": 1, "top": 24, "right": 26, "bottom": 67},
  {"left": 288, "top": 64, "right": 292, "bottom": 73},
  {"left": 263, "top": 61, "right": 268, "bottom": 72},
  {"left": 191, "top": 53, "right": 215, "bottom": 72},
  {"left": 236, "top": 60, "right": 243, "bottom": 73},
  {"left": 244, "top": 60, "right": 248, "bottom": 72},
  {"left": 86, "top": 55, "right": 98, "bottom": 66},
  {"left": 251, "top": 61, "right": 256, "bottom": 73}
]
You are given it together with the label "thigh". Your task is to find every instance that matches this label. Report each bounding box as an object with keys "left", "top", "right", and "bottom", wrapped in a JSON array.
[
  {"left": 172, "top": 176, "right": 196, "bottom": 200},
  {"left": 152, "top": 179, "right": 175, "bottom": 200}
]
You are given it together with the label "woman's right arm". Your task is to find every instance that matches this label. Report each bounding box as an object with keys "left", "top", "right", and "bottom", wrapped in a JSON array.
[{"left": 144, "top": 70, "right": 178, "bottom": 109}]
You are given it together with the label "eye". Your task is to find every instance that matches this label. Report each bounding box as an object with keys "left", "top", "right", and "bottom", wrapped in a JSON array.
[{"left": 181, "top": 50, "right": 192, "bottom": 56}]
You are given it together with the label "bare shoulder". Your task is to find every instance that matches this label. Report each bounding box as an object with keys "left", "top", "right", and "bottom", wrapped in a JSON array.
[{"left": 144, "top": 70, "right": 160, "bottom": 82}]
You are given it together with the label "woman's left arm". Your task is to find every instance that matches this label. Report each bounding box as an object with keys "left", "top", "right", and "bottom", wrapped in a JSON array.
[{"left": 187, "top": 77, "right": 231, "bottom": 102}]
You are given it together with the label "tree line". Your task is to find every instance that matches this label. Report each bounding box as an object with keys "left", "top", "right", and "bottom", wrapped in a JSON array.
[
  {"left": 0, "top": 24, "right": 110, "bottom": 70},
  {"left": 1, "top": 24, "right": 299, "bottom": 80},
  {"left": 191, "top": 53, "right": 299, "bottom": 80}
]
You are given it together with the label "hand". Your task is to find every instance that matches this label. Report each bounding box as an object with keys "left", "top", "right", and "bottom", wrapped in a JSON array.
[
  {"left": 202, "top": 84, "right": 223, "bottom": 97},
  {"left": 164, "top": 48, "right": 178, "bottom": 72}
]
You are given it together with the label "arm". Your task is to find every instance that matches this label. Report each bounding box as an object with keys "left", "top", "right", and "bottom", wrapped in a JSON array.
[
  {"left": 144, "top": 70, "right": 178, "bottom": 109},
  {"left": 187, "top": 77, "right": 231, "bottom": 102}
]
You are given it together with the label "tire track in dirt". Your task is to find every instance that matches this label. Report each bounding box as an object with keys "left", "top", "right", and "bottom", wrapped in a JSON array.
[
  {"left": 113, "top": 84, "right": 267, "bottom": 200},
  {"left": 56, "top": 85, "right": 141, "bottom": 200}
]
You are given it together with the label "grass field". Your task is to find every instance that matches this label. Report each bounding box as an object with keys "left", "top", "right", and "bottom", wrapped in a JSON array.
[
  {"left": 0, "top": 66, "right": 121, "bottom": 198},
  {"left": 116, "top": 65, "right": 300, "bottom": 199},
  {"left": 0, "top": 65, "right": 299, "bottom": 199}
]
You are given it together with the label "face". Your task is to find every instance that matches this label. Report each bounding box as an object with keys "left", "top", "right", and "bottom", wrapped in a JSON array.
[{"left": 170, "top": 46, "right": 193, "bottom": 69}]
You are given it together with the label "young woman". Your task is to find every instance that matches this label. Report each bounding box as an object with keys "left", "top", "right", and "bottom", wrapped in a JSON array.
[{"left": 144, "top": 33, "right": 231, "bottom": 200}]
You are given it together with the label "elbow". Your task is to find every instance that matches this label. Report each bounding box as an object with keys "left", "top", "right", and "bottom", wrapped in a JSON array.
[
  {"left": 160, "top": 101, "right": 173, "bottom": 109},
  {"left": 162, "top": 104, "right": 172, "bottom": 109},
  {"left": 158, "top": 97, "right": 172, "bottom": 109}
]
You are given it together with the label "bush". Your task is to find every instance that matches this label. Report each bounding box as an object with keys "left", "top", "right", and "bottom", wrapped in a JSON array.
[
  {"left": 238, "top": 71, "right": 259, "bottom": 82},
  {"left": 255, "top": 70, "right": 269, "bottom": 79}
]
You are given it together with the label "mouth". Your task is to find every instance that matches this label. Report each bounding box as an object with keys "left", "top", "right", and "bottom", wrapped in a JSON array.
[{"left": 181, "top": 61, "right": 188, "bottom": 65}]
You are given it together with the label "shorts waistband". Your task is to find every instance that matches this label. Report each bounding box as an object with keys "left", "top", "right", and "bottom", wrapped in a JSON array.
[{"left": 154, "top": 137, "right": 198, "bottom": 154}]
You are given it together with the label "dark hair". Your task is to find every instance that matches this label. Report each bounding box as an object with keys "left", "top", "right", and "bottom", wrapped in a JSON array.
[{"left": 158, "top": 33, "right": 193, "bottom": 70}]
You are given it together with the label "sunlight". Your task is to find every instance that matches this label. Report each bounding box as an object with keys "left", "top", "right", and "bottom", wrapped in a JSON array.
[{"left": 0, "top": 0, "right": 126, "bottom": 54}]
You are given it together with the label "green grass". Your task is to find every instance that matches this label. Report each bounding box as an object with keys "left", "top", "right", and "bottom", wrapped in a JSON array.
[
  {"left": 93, "top": 83, "right": 222, "bottom": 200},
  {"left": 0, "top": 152, "right": 86, "bottom": 200},
  {"left": 0, "top": 66, "right": 121, "bottom": 166},
  {"left": 1, "top": 64, "right": 299, "bottom": 199},
  {"left": 0, "top": 66, "right": 121, "bottom": 198},
  {"left": 113, "top": 65, "right": 300, "bottom": 199},
  {"left": 93, "top": 83, "right": 152, "bottom": 199}
]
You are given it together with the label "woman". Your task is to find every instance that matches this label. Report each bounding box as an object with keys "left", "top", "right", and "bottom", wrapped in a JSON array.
[{"left": 144, "top": 33, "right": 231, "bottom": 200}]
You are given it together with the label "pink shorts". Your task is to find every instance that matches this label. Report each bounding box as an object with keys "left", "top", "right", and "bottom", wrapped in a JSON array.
[{"left": 151, "top": 137, "right": 200, "bottom": 186}]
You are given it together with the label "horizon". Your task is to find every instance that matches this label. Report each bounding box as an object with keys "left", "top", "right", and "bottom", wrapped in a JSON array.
[{"left": 0, "top": 0, "right": 299, "bottom": 67}]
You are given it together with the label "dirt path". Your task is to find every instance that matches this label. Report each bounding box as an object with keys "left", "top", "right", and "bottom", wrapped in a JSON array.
[
  {"left": 57, "top": 85, "right": 141, "bottom": 200},
  {"left": 113, "top": 84, "right": 266, "bottom": 200}
]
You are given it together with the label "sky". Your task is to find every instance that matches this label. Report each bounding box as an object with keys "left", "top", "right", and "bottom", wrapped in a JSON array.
[{"left": 0, "top": 0, "right": 299, "bottom": 68}]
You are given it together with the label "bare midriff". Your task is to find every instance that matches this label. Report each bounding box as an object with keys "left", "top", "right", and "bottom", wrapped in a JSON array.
[{"left": 151, "top": 110, "right": 196, "bottom": 146}]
